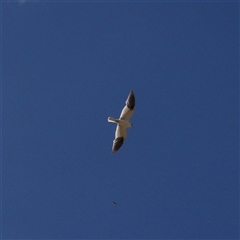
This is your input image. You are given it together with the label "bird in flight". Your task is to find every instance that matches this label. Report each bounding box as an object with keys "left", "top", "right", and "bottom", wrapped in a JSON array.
[
  {"left": 112, "top": 201, "right": 117, "bottom": 205},
  {"left": 108, "top": 90, "right": 135, "bottom": 153}
]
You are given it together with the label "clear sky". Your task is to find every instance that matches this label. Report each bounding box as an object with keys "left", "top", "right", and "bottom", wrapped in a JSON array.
[{"left": 2, "top": 1, "right": 239, "bottom": 239}]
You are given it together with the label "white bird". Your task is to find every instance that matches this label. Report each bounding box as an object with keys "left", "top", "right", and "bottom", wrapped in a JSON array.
[{"left": 108, "top": 90, "right": 135, "bottom": 153}]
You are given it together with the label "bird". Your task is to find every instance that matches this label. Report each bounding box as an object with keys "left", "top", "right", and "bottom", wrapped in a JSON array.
[
  {"left": 112, "top": 201, "right": 117, "bottom": 205},
  {"left": 108, "top": 90, "right": 135, "bottom": 153}
]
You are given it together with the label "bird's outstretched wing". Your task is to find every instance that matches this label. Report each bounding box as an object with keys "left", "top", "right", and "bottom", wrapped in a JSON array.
[
  {"left": 119, "top": 91, "right": 135, "bottom": 121},
  {"left": 112, "top": 125, "right": 127, "bottom": 153}
]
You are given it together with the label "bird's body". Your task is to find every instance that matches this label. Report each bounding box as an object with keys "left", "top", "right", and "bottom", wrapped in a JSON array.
[{"left": 108, "top": 90, "right": 135, "bottom": 153}]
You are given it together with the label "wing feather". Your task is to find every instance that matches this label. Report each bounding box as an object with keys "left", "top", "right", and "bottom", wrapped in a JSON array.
[
  {"left": 120, "top": 91, "right": 135, "bottom": 120},
  {"left": 115, "top": 125, "right": 127, "bottom": 139},
  {"left": 112, "top": 125, "right": 127, "bottom": 153},
  {"left": 112, "top": 137, "right": 124, "bottom": 153},
  {"left": 126, "top": 90, "right": 135, "bottom": 110}
]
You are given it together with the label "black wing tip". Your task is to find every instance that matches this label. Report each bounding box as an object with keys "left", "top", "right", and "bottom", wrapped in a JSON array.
[
  {"left": 112, "top": 137, "right": 124, "bottom": 153},
  {"left": 126, "top": 91, "right": 135, "bottom": 110},
  {"left": 129, "top": 90, "right": 134, "bottom": 96}
]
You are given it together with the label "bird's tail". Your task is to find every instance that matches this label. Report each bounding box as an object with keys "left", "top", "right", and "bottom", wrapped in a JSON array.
[{"left": 108, "top": 117, "right": 118, "bottom": 123}]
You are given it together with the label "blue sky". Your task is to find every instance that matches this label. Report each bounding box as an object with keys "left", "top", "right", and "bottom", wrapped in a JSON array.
[{"left": 2, "top": 1, "right": 239, "bottom": 239}]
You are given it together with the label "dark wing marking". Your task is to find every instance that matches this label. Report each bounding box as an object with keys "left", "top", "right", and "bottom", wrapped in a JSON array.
[
  {"left": 112, "top": 137, "right": 124, "bottom": 153},
  {"left": 126, "top": 90, "right": 135, "bottom": 110},
  {"left": 120, "top": 91, "right": 135, "bottom": 120}
]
